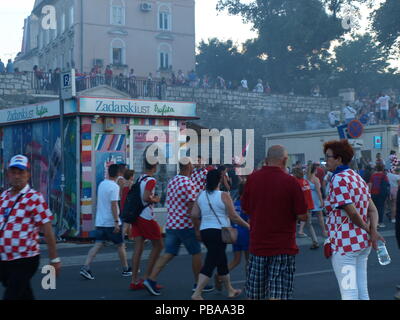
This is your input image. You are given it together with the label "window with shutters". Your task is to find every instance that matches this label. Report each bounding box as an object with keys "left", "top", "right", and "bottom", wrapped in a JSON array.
[
  {"left": 158, "top": 5, "right": 171, "bottom": 31},
  {"left": 158, "top": 43, "right": 172, "bottom": 70},
  {"left": 110, "top": 0, "right": 125, "bottom": 26}
]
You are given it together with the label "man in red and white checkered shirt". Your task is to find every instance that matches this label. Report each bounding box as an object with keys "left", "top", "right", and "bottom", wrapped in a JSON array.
[
  {"left": 190, "top": 156, "right": 208, "bottom": 196},
  {"left": 0, "top": 155, "right": 60, "bottom": 300},
  {"left": 324, "top": 140, "right": 383, "bottom": 300},
  {"left": 143, "top": 158, "right": 213, "bottom": 296}
]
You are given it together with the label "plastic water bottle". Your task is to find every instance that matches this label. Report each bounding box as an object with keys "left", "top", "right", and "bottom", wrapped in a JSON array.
[{"left": 377, "top": 240, "right": 391, "bottom": 266}]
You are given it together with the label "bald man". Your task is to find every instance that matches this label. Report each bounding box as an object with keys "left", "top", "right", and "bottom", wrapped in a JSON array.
[
  {"left": 241, "top": 145, "right": 308, "bottom": 300},
  {"left": 143, "top": 158, "right": 213, "bottom": 296}
]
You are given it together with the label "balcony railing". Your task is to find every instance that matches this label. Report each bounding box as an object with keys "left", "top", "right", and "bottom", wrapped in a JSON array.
[{"left": 27, "top": 72, "right": 165, "bottom": 99}]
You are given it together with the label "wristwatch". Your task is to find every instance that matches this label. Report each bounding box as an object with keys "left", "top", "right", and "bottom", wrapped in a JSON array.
[{"left": 50, "top": 257, "right": 61, "bottom": 264}]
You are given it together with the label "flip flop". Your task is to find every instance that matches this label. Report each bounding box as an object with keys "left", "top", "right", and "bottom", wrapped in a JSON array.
[{"left": 228, "top": 289, "right": 242, "bottom": 299}]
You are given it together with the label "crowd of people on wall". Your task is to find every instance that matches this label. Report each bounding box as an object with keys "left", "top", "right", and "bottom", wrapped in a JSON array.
[
  {"left": 30, "top": 64, "right": 165, "bottom": 98},
  {"left": 329, "top": 91, "right": 400, "bottom": 127},
  {"left": 24, "top": 64, "right": 275, "bottom": 97}
]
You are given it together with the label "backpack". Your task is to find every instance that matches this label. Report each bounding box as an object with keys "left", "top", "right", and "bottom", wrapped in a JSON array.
[
  {"left": 379, "top": 175, "right": 390, "bottom": 198},
  {"left": 121, "top": 175, "right": 150, "bottom": 223}
]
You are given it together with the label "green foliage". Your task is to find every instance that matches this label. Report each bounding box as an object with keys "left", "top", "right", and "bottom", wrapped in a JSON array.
[
  {"left": 328, "top": 34, "right": 398, "bottom": 95},
  {"left": 214, "top": 0, "right": 345, "bottom": 94},
  {"left": 196, "top": 38, "right": 247, "bottom": 84},
  {"left": 372, "top": 0, "right": 400, "bottom": 54},
  {"left": 195, "top": 0, "right": 400, "bottom": 96}
]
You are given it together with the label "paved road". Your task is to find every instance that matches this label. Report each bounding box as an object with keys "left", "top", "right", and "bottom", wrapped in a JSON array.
[{"left": 1, "top": 227, "right": 399, "bottom": 300}]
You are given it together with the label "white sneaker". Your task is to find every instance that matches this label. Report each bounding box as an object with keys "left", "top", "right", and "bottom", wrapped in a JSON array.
[
  {"left": 378, "top": 223, "right": 386, "bottom": 228},
  {"left": 391, "top": 219, "right": 396, "bottom": 224}
]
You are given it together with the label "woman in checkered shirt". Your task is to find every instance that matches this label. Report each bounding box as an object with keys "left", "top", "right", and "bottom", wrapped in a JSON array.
[{"left": 323, "top": 140, "right": 384, "bottom": 300}]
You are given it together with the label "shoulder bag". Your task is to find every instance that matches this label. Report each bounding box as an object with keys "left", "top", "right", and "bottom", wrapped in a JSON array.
[{"left": 205, "top": 192, "right": 238, "bottom": 244}]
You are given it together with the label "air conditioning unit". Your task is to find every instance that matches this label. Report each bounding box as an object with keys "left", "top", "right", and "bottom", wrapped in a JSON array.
[{"left": 140, "top": 3, "right": 152, "bottom": 12}]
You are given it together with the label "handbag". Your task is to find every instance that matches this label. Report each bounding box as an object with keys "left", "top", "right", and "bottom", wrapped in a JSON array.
[
  {"left": 205, "top": 192, "right": 238, "bottom": 244},
  {"left": 324, "top": 216, "right": 347, "bottom": 259}
]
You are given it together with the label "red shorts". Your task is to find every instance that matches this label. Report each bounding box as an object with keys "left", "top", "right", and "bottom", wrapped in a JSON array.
[{"left": 131, "top": 217, "right": 162, "bottom": 240}]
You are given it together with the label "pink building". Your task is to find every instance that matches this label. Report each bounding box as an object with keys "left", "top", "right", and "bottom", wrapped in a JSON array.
[{"left": 16, "top": 0, "right": 195, "bottom": 78}]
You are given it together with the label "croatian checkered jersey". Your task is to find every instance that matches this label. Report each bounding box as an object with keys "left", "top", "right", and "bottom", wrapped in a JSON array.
[
  {"left": 325, "top": 169, "right": 370, "bottom": 255},
  {"left": 0, "top": 185, "right": 53, "bottom": 261},
  {"left": 166, "top": 175, "right": 197, "bottom": 229},
  {"left": 190, "top": 168, "right": 208, "bottom": 196}
]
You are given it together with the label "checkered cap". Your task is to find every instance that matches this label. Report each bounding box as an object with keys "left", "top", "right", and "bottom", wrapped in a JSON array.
[
  {"left": 325, "top": 169, "right": 370, "bottom": 254},
  {"left": 166, "top": 175, "right": 197, "bottom": 229}
]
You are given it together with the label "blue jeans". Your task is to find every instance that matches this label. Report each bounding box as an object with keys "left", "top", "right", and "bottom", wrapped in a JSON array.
[
  {"left": 95, "top": 227, "right": 124, "bottom": 245},
  {"left": 165, "top": 228, "right": 201, "bottom": 256}
]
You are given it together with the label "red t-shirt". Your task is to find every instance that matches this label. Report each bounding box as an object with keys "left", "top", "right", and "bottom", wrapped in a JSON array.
[
  {"left": 120, "top": 186, "right": 130, "bottom": 212},
  {"left": 295, "top": 178, "right": 314, "bottom": 211},
  {"left": 369, "top": 172, "right": 389, "bottom": 195},
  {"left": 315, "top": 167, "right": 325, "bottom": 185},
  {"left": 241, "top": 166, "right": 307, "bottom": 256}
]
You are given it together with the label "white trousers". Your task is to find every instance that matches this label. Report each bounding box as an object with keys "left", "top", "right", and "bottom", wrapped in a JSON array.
[{"left": 331, "top": 247, "right": 372, "bottom": 300}]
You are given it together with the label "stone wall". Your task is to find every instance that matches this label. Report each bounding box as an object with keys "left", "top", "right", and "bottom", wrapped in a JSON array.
[
  {"left": 0, "top": 74, "right": 54, "bottom": 108},
  {"left": 166, "top": 87, "right": 343, "bottom": 163},
  {"left": 0, "top": 73, "right": 33, "bottom": 96}
]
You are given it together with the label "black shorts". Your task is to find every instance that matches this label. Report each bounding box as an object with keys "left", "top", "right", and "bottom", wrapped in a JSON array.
[{"left": 95, "top": 227, "right": 124, "bottom": 245}]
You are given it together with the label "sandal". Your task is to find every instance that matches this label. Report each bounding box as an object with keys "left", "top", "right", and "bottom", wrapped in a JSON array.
[
  {"left": 214, "top": 274, "right": 223, "bottom": 291},
  {"left": 228, "top": 289, "right": 242, "bottom": 299}
]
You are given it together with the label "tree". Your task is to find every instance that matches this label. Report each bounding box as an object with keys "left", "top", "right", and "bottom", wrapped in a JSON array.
[
  {"left": 217, "top": 0, "right": 346, "bottom": 94},
  {"left": 329, "top": 34, "right": 398, "bottom": 95},
  {"left": 372, "top": 0, "right": 400, "bottom": 54},
  {"left": 196, "top": 38, "right": 246, "bottom": 84}
]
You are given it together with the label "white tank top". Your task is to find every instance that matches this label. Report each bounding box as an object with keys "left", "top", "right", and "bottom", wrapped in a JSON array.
[{"left": 197, "top": 190, "right": 230, "bottom": 231}]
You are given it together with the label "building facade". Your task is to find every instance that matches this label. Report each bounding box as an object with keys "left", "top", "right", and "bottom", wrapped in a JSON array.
[{"left": 16, "top": 0, "right": 195, "bottom": 77}]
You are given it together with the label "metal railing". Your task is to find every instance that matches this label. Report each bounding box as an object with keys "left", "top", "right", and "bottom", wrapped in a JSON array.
[{"left": 26, "top": 71, "right": 165, "bottom": 99}]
